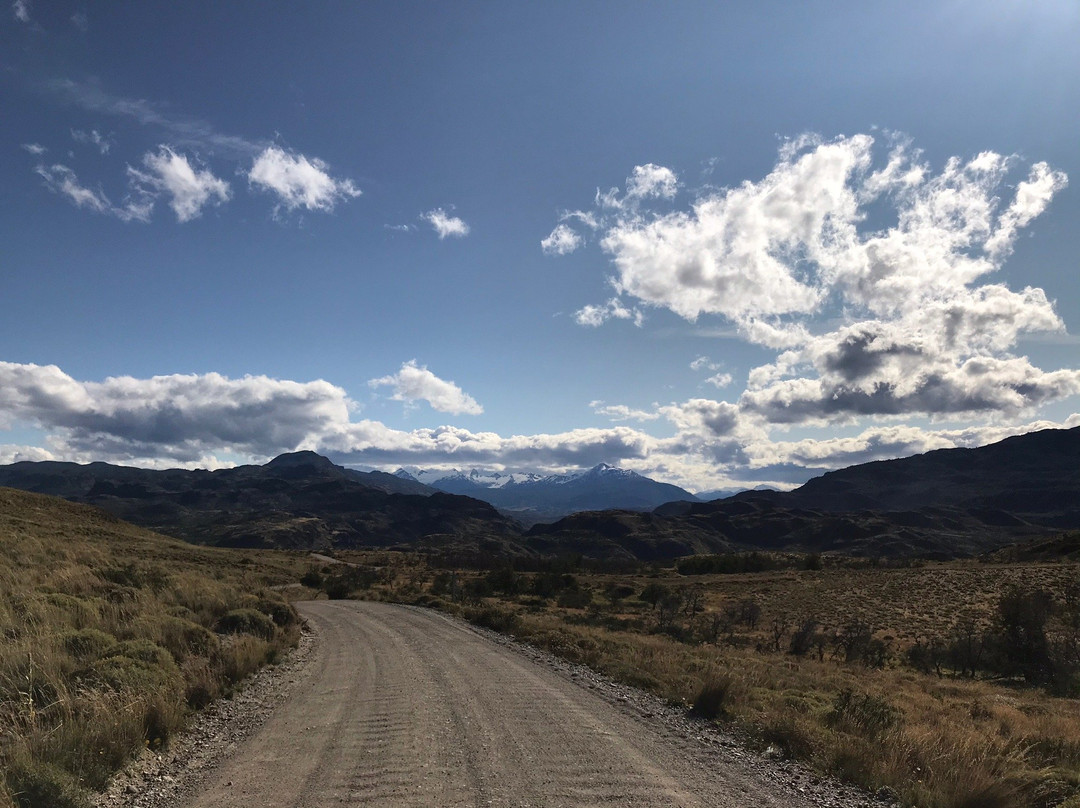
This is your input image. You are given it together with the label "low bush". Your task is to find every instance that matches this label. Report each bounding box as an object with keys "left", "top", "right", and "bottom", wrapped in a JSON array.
[
  {"left": 557, "top": 588, "right": 593, "bottom": 609},
  {"left": 466, "top": 605, "right": 521, "bottom": 634},
  {"left": 299, "top": 568, "right": 323, "bottom": 588},
  {"left": 257, "top": 599, "right": 299, "bottom": 629},
  {"left": 322, "top": 567, "right": 378, "bottom": 599},
  {"left": 688, "top": 673, "right": 734, "bottom": 719},
  {"left": 215, "top": 609, "right": 277, "bottom": 641},
  {"left": 59, "top": 629, "right": 115, "bottom": 661},
  {"left": 157, "top": 616, "right": 219, "bottom": 661},
  {"left": 4, "top": 757, "right": 88, "bottom": 808},
  {"left": 83, "top": 650, "right": 181, "bottom": 694},
  {"left": 826, "top": 688, "right": 898, "bottom": 739}
]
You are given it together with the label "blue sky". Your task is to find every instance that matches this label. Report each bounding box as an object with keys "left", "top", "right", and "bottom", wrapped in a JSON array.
[{"left": 2, "top": 0, "right": 1079, "bottom": 492}]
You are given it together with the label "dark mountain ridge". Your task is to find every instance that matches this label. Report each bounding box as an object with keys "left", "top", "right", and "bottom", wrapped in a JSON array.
[
  {"left": 0, "top": 452, "right": 525, "bottom": 554},
  {"left": 731, "top": 426, "right": 1080, "bottom": 527},
  {"left": 529, "top": 426, "right": 1080, "bottom": 559},
  {"left": 2, "top": 427, "right": 1077, "bottom": 560}
]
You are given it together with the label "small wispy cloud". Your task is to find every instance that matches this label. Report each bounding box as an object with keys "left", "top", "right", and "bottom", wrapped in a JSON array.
[
  {"left": 21, "top": 143, "right": 47, "bottom": 155},
  {"left": 423, "top": 208, "right": 470, "bottom": 239},
  {"left": 689, "top": 356, "right": 732, "bottom": 388},
  {"left": 71, "top": 128, "right": 112, "bottom": 155},
  {"left": 625, "top": 163, "right": 678, "bottom": 199},
  {"left": 70, "top": 10, "right": 88, "bottom": 31},
  {"left": 690, "top": 356, "right": 721, "bottom": 372},
  {"left": 12, "top": 0, "right": 30, "bottom": 23},
  {"left": 589, "top": 401, "right": 661, "bottom": 422},
  {"left": 574, "top": 297, "right": 643, "bottom": 328},
  {"left": 34, "top": 163, "right": 152, "bottom": 222},
  {"left": 704, "top": 373, "right": 733, "bottom": 389},
  {"left": 46, "top": 78, "right": 262, "bottom": 158}
]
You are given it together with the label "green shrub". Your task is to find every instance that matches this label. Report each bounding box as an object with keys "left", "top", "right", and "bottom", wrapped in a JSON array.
[
  {"left": 467, "top": 605, "right": 521, "bottom": 634},
  {"left": 257, "top": 599, "right": 299, "bottom": 629},
  {"left": 689, "top": 674, "right": 734, "bottom": 720},
  {"left": 39, "top": 593, "right": 99, "bottom": 627},
  {"left": 531, "top": 572, "right": 578, "bottom": 599},
  {"left": 157, "top": 617, "right": 219, "bottom": 661},
  {"left": 100, "top": 563, "right": 169, "bottom": 592},
  {"left": 827, "top": 689, "right": 898, "bottom": 738},
  {"left": 59, "top": 629, "right": 116, "bottom": 661},
  {"left": 299, "top": 568, "right": 323, "bottom": 588},
  {"left": 638, "top": 582, "right": 669, "bottom": 606},
  {"left": 215, "top": 609, "right": 276, "bottom": 640},
  {"left": 4, "top": 758, "right": 89, "bottom": 808},
  {"left": 85, "top": 653, "right": 180, "bottom": 694},
  {"left": 557, "top": 588, "right": 593, "bottom": 609},
  {"left": 109, "top": 639, "right": 175, "bottom": 669},
  {"left": 322, "top": 567, "right": 378, "bottom": 599}
]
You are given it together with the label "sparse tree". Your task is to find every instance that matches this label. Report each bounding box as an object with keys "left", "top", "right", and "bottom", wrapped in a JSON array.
[
  {"left": 790, "top": 618, "right": 819, "bottom": 657},
  {"left": 656, "top": 590, "right": 685, "bottom": 634},
  {"left": 770, "top": 614, "right": 788, "bottom": 652}
]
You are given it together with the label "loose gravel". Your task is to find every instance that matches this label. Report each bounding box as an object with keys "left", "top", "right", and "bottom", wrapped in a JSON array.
[{"left": 95, "top": 602, "right": 893, "bottom": 807}]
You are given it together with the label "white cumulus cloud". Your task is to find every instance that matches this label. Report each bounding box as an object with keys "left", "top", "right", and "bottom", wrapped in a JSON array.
[
  {"left": 555, "top": 133, "right": 1075, "bottom": 424},
  {"left": 129, "top": 147, "right": 231, "bottom": 222},
  {"left": 249, "top": 146, "right": 360, "bottom": 213},
  {"left": 541, "top": 223, "right": 582, "bottom": 255},
  {"left": 0, "top": 362, "right": 353, "bottom": 464},
  {"left": 0, "top": 444, "right": 55, "bottom": 464},
  {"left": 369, "top": 361, "right": 483, "bottom": 416},
  {"left": 2, "top": 359, "right": 1080, "bottom": 493},
  {"left": 625, "top": 163, "right": 678, "bottom": 199},
  {"left": 423, "top": 208, "right": 470, "bottom": 239},
  {"left": 704, "top": 373, "right": 733, "bottom": 389}
]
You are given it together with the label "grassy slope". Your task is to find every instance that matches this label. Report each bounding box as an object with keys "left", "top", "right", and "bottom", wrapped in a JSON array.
[{"left": 0, "top": 487, "right": 307, "bottom": 808}]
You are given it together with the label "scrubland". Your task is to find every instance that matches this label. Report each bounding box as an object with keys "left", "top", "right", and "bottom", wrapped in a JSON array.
[
  {"left": 8, "top": 477, "right": 1080, "bottom": 808},
  {"left": 0, "top": 488, "right": 305, "bottom": 808},
  {"left": 318, "top": 549, "right": 1080, "bottom": 808}
]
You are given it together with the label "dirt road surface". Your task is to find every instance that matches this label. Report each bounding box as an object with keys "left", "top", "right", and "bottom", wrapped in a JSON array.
[{"left": 176, "top": 601, "right": 867, "bottom": 807}]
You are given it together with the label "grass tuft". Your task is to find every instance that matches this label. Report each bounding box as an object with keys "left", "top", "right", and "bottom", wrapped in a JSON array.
[{"left": 689, "top": 673, "right": 735, "bottom": 720}]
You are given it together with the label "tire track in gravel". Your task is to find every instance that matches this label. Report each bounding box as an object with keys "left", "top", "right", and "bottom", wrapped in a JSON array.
[{"left": 176, "top": 600, "right": 875, "bottom": 808}]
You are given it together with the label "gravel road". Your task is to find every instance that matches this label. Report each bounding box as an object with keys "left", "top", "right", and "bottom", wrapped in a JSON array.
[{"left": 142, "top": 600, "right": 880, "bottom": 808}]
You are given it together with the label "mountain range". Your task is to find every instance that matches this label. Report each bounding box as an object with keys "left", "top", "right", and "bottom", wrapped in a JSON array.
[
  {"left": 529, "top": 426, "right": 1080, "bottom": 559},
  {"left": 0, "top": 451, "right": 523, "bottom": 555},
  {"left": 394, "top": 463, "right": 697, "bottom": 524},
  {"left": 1, "top": 426, "right": 1079, "bottom": 559}
]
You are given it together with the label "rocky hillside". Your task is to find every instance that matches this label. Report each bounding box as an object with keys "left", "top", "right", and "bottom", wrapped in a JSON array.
[{"left": 529, "top": 426, "right": 1080, "bottom": 559}]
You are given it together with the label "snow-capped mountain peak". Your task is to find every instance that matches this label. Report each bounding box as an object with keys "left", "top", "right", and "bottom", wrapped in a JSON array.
[{"left": 390, "top": 463, "right": 698, "bottom": 524}]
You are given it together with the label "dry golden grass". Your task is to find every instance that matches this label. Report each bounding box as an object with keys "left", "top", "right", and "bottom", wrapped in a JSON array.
[{"left": 0, "top": 487, "right": 308, "bottom": 808}]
